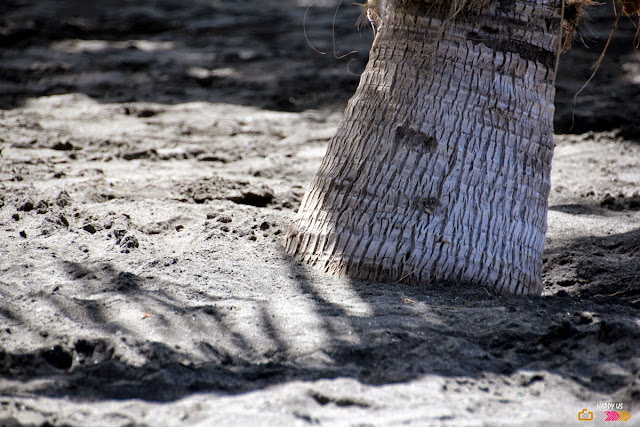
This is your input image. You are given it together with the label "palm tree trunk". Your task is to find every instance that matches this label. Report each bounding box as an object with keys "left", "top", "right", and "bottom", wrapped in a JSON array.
[{"left": 286, "top": 0, "right": 563, "bottom": 295}]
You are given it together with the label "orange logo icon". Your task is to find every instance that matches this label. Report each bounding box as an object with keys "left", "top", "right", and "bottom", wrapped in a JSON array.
[
  {"left": 578, "top": 409, "right": 593, "bottom": 421},
  {"left": 619, "top": 411, "right": 632, "bottom": 421}
]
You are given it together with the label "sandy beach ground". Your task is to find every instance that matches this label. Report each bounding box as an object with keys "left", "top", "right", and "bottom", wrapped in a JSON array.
[{"left": 0, "top": 1, "right": 639, "bottom": 425}]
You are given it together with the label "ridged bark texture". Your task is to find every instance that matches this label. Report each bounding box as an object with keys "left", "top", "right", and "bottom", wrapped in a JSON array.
[{"left": 286, "top": 0, "right": 562, "bottom": 294}]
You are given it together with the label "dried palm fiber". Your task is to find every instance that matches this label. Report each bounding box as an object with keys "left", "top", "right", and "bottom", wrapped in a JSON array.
[
  {"left": 620, "top": 0, "right": 640, "bottom": 15},
  {"left": 562, "top": 0, "right": 640, "bottom": 51},
  {"left": 562, "top": 0, "right": 595, "bottom": 51},
  {"left": 361, "top": 0, "right": 489, "bottom": 26},
  {"left": 359, "top": 0, "right": 639, "bottom": 63}
]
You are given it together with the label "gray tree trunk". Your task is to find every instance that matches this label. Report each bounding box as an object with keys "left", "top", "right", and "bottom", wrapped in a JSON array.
[{"left": 286, "top": 0, "right": 563, "bottom": 295}]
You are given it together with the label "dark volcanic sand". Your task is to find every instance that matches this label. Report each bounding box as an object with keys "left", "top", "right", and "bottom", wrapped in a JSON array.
[{"left": 0, "top": 1, "right": 639, "bottom": 425}]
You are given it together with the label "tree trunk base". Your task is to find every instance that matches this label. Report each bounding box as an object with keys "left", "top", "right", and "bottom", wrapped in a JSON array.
[{"left": 287, "top": 0, "right": 562, "bottom": 296}]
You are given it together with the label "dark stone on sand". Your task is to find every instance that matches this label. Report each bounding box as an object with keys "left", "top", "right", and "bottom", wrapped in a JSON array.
[
  {"left": 120, "top": 235, "right": 139, "bottom": 250},
  {"left": 227, "top": 186, "right": 274, "bottom": 208},
  {"left": 42, "top": 345, "right": 73, "bottom": 370},
  {"left": 18, "top": 200, "right": 34, "bottom": 212},
  {"left": 51, "top": 141, "right": 74, "bottom": 151},
  {"left": 122, "top": 149, "right": 157, "bottom": 160}
]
